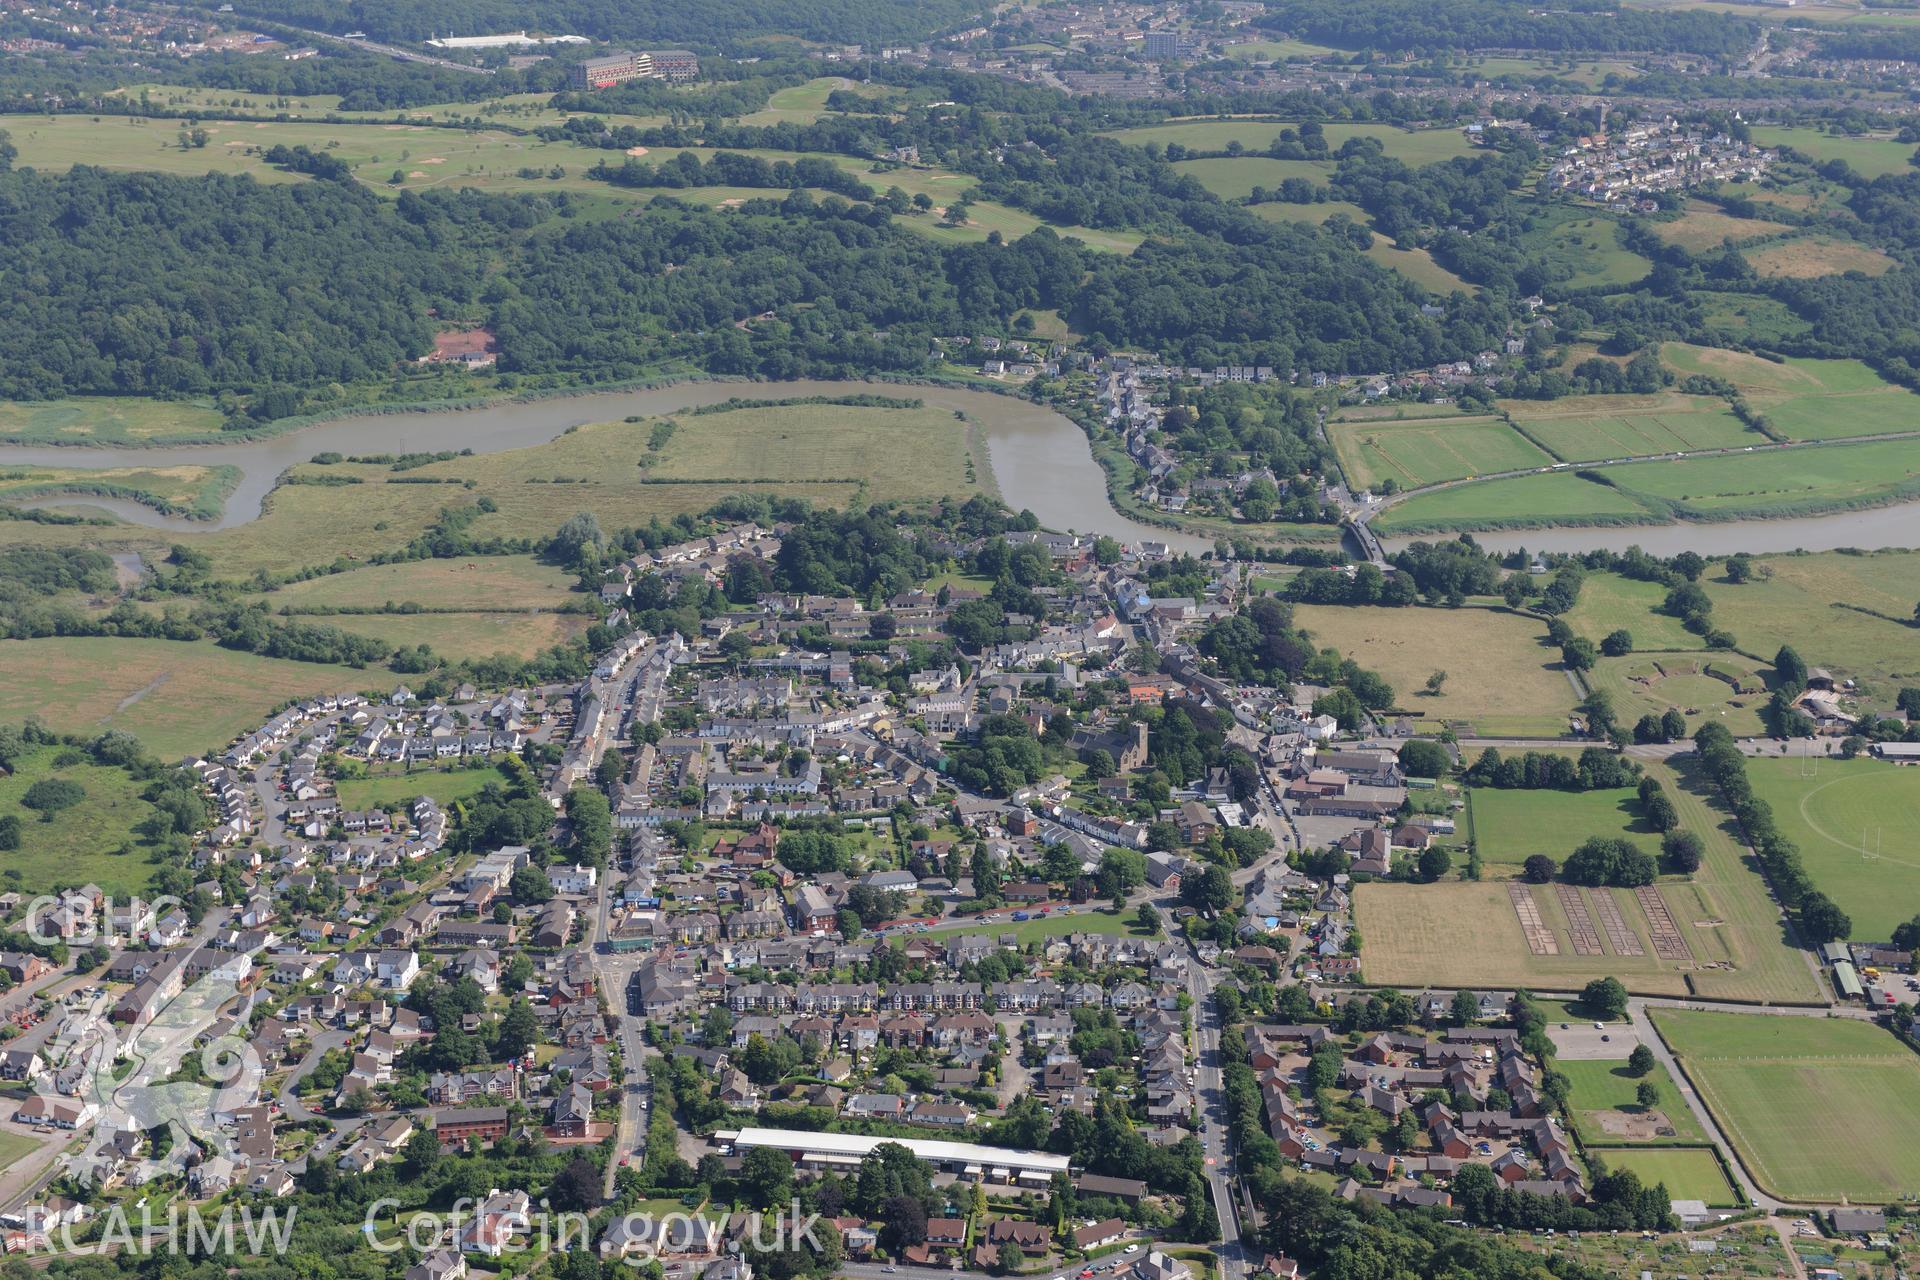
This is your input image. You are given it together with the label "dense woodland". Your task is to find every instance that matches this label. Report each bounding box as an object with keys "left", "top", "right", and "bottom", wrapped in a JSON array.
[{"left": 180, "top": 0, "right": 989, "bottom": 49}]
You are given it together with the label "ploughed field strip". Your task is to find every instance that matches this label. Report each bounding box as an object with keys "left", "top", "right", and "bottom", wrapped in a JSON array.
[
  {"left": 1509, "top": 883, "right": 1559, "bottom": 955},
  {"left": 1556, "top": 884, "right": 1605, "bottom": 956},
  {"left": 1590, "top": 889, "right": 1646, "bottom": 957},
  {"left": 1637, "top": 886, "right": 1693, "bottom": 961}
]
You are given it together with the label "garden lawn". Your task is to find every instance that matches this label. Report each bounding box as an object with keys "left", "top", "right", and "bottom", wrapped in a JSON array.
[
  {"left": 0, "top": 745, "right": 163, "bottom": 896},
  {"left": 1743, "top": 757, "right": 1920, "bottom": 941},
  {"left": 1469, "top": 786, "right": 1660, "bottom": 869},
  {"left": 1292, "top": 603, "right": 1575, "bottom": 736},
  {"left": 1327, "top": 416, "right": 1550, "bottom": 492},
  {"left": 1650, "top": 1009, "right": 1920, "bottom": 1203},
  {"left": 0, "top": 637, "right": 371, "bottom": 759},
  {"left": 1558, "top": 1057, "right": 1706, "bottom": 1144}
]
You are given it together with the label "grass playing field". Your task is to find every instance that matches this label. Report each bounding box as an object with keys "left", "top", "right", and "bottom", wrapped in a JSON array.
[
  {"left": 1290, "top": 603, "right": 1575, "bottom": 736},
  {"left": 1502, "top": 394, "right": 1763, "bottom": 462},
  {"left": 1359, "top": 759, "right": 1822, "bottom": 1003},
  {"left": 1702, "top": 548, "right": 1920, "bottom": 689},
  {"left": 1588, "top": 1147, "right": 1739, "bottom": 1206},
  {"left": 1744, "top": 757, "right": 1920, "bottom": 941},
  {"left": 0, "top": 397, "right": 228, "bottom": 446},
  {"left": 0, "top": 745, "right": 166, "bottom": 896},
  {"left": 1650, "top": 1008, "right": 1920, "bottom": 1203},
  {"left": 1745, "top": 235, "right": 1896, "bottom": 279},
  {"left": 1749, "top": 126, "right": 1920, "bottom": 180},
  {"left": 1558, "top": 1057, "right": 1708, "bottom": 1145},
  {"left": 1469, "top": 786, "right": 1661, "bottom": 869},
  {"left": 0, "top": 637, "right": 373, "bottom": 758},
  {"left": 1327, "top": 416, "right": 1551, "bottom": 492}
]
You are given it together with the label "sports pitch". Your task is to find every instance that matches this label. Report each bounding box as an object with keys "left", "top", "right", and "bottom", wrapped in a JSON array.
[
  {"left": 1651, "top": 1009, "right": 1920, "bottom": 1203},
  {"left": 1744, "top": 756, "right": 1920, "bottom": 940}
]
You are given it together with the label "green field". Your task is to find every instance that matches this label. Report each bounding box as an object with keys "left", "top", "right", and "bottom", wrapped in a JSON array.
[
  {"left": 924, "top": 908, "right": 1148, "bottom": 945},
  {"left": 1559, "top": 1057, "right": 1707, "bottom": 1145},
  {"left": 1522, "top": 212, "right": 1651, "bottom": 289},
  {"left": 0, "top": 637, "right": 372, "bottom": 758},
  {"left": 1651, "top": 1009, "right": 1920, "bottom": 1203},
  {"left": 1292, "top": 603, "right": 1575, "bottom": 737},
  {"left": 1250, "top": 199, "right": 1371, "bottom": 227},
  {"left": 1470, "top": 786, "right": 1661, "bottom": 868},
  {"left": 1650, "top": 203, "right": 1791, "bottom": 252},
  {"left": 1105, "top": 121, "right": 1474, "bottom": 166},
  {"left": 1225, "top": 38, "right": 1341, "bottom": 59},
  {"left": 1362, "top": 241, "right": 1474, "bottom": 294},
  {"left": 264, "top": 556, "right": 581, "bottom": 612},
  {"left": 1702, "top": 549, "right": 1920, "bottom": 689},
  {"left": 1564, "top": 572, "right": 1706, "bottom": 651},
  {"left": 1750, "top": 126, "right": 1920, "bottom": 180},
  {"left": 1745, "top": 235, "right": 1897, "bottom": 280},
  {"left": 1745, "top": 757, "right": 1920, "bottom": 941},
  {"left": 0, "top": 745, "right": 167, "bottom": 896},
  {"left": 1373, "top": 470, "right": 1649, "bottom": 533},
  {"left": 0, "top": 397, "right": 228, "bottom": 445},
  {"left": 335, "top": 763, "right": 508, "bottom": 811},
  {"left": 1171, "top": 156, "right": 1332, "bottom": 200},
  {"left": 1504, "top": 395, "right": 1763, "bottom": 461},
  {"left": 323, "top": 610, "right": 591, "bottom": 662},
  {"left": 1467, "top": 56, "right": 1642, "bottom": 86},
  {"left": 1661, "top": 344, "right": 1920, "bottom": 441},
  {"left": 1328, "top": 416, "right": 1550, "bottom": 492},
  {"left": 1693, "top": 292, "right": 1812, "bottom": 346},
  {"left": 1588, "top": 1147, "right": 1739, "bottom": 1206},
  {"left": 1378, "top": 434, "right": 1920, "bottom": 531}
]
